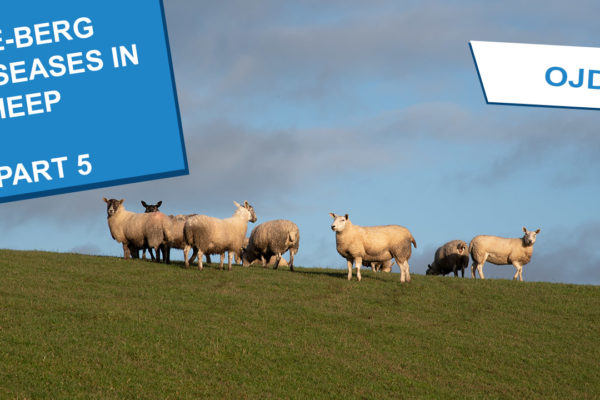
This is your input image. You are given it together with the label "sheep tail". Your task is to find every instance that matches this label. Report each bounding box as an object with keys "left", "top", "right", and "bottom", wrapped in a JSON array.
[
  {"left": 468, "top": 240, "right": 473, "bottom": 255},
  {"left": 411, "top": 235, "right": 417, "bottom": 248}
]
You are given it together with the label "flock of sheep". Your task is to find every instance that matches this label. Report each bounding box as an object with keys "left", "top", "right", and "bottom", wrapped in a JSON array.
[{"left": 103, "top": 198, "right": 541, "bottom": 282}]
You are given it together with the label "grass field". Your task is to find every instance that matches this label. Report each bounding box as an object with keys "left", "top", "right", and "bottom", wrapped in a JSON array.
[{"left": 0, "top": 249, "right": 599, "bottom": 399}]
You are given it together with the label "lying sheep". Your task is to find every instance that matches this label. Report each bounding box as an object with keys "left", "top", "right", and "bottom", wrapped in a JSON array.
[
  {"left": 242, "top": 219, "right": 299, "bottom": 271},
  {"left": 469, "top": 227, "right": 541, "bottom": 281},
  {"left": 330, "top": 213, "right": 416, "bottom": 282},
  {"left": 362, "top": 259, "right": 395, "bottom": 273},
  {"left": 426, "top": 240, "right": 469, "bottom": 277},
  {"left": 103, "top": 198, "right": 172, "bottom": 262},
  {"left": 183, "top": 201, "right": 257, "bottom": 271}
]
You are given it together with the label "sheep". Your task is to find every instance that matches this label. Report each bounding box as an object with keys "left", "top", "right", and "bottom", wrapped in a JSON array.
[
  {"left": 242, "top": 219, "right": 299, "bottom": 271},
  {"left": 183, "top": 200, "right": 257, "bottom": 271},
  {"left": 161, "top": 214, "right": 213, "bottom": 264},
  {"left": 141, "top": 200, "right": 163, "bottom": 261},
  {"left": 426, "top": 240, "right": 469, "bottom": 277},
  {"left": 469, "top": 227, "right": 541, "bottom": 281},
  {"left": 362, "top": 259, "right": 395, "bottom": 273},
  {"left": 329, "top": 213, "right": 417, "bottom": 282},
  {"left": 103, "top": 198, "right": 172, "bottom": 262}
]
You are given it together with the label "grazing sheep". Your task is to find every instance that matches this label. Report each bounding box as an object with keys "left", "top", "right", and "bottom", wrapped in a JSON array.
[
  {"left": 329, "top": 213, "right": 416, "bottom": 282},
  {"left": 141, "top": 200, "right": 163, "bottom": 261},
  {"left": 362, "top": 259, "right": 395, "bottom": 273},
  {"left": 469, "top": 227, "right": 541, "bottom": 281},
  {"left": 183, "top": 201, "right": 257, "bottom": 271},
  {"left": 426, "top": 240, "right": 469, "bottom": 277},
  {"left": 242, "top": 219, "right": 299, "bottom": 271},
  {"left": 103, "top": 198, "right": 172, "bottom": 262}
]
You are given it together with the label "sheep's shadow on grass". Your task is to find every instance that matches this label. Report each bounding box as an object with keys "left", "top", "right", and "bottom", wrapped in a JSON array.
[{"left": 295, "top": 268, "right": 397, "bottom": 282}]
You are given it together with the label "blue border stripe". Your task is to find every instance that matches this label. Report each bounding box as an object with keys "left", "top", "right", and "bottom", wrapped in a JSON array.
[
  {"left": 0, "top": 169, "right": 188, "bottom": 204},
  {"left": 159, "top": 0, "right": 189, "bottom": 174}
]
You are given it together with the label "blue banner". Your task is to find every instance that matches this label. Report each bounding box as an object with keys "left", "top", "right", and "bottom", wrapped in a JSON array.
[{"left": 0, "top": 0, "right": 188, "bottom": 203}]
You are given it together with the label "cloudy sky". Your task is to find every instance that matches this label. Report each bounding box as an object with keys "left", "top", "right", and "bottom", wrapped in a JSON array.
[{"left": 1, "top": 0, "right": 599, "bottom": 285}]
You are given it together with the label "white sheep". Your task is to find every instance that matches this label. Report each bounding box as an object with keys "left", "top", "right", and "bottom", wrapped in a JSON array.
[
  {"left": 164, "top": 214, "right": 210, "bottom": 264},
  {"left": 242, "top": 219, "right": 299, "bottom": 271},
  {"left": 426, "top": 240, "right": 469, "bottom": 277},
  {"left": 183, "top": 201, "right": 257, "bottom": 270},
  {"left": 103, "top": 198, "right": 173, "bottom": 261},
  {"left": 469, "top": 227, "right": 540, "bottom": 281},
  {"left": 329, "top": 213, "right": 417, "bottom": 282}
]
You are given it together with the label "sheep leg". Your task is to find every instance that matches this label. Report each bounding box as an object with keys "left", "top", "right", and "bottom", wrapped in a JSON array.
[
  {"left": 398, "top": 260, "right": 411, "bottom": 283},
  {"left": 273, "top": 253, "right": 282, "bottom": 270},
  {"left": 347, "top": 259, "right": 353, "bottom": 281},
  {"left": 206, "top": 254, "right": 212, "bottom": 264},
  {"left": 189, "top": 248, "right": 198, "bottom": 265},
  {"left": 288, "top": 249, "right": 295, "bottom": 272},
  {"left": 219, "top": 253, "right": 225, "bottom": 270},
  {"left": 355, "top": 257, "right": 362, "bottom": 282},
  {"left": 122, "top": 243, "right": 130, "bottom": 259},
  {"left": 471, "top": 263, "right": 476, "bottom": 279},
  {"left": 476, "top": 263, "right": 485, "bottom": 279},
  {"left": 261, "top": 255, "right": 267, "bottom": 268},
  {"left": 197, "top": 250, "right": 204, "bottom": 270},
  {"left": 228, "top": 251, "right": 233, "bottom": 271},
  {"left": 164, "top": 245, "right": 171, "bottom": 264},
  {"left": 183, "top": 245, "right": 191, "bottom": 268},
  {"left": 512, "top": 262, "right": 523, "bottom": 281},
  {"left": 395, "top": 257, "right": 405, "bottom": 282}
]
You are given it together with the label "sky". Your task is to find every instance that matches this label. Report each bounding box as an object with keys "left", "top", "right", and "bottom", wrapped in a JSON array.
[{"left": 1, "top": 0, "right": 599, "bottom": 285}]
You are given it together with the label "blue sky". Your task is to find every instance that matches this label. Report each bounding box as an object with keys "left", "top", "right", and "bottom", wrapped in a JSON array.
[{"left": 1, "top": 0, "right": 599, "bottom": 284}]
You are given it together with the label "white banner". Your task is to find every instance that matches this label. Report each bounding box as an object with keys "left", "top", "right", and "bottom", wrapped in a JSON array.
[{"left": 470, "top": 40, "right": 600, "bottom": 109}]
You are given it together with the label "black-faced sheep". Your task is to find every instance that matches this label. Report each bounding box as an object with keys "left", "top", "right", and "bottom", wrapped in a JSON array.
[
  {"left": 242, "top": 219, "right": 299, "bottom": 271},
  {"left": 141, "top": 200, "right": 163, "bottom": 261},
  {"left": 329, "top": 213, "right": 416, "bottom": 282},
  {"left": 183, "top": 201, "right": 257, "bottom": 271},
  {"left": 104, "top": 198, "right": 172, "bottom": 262},
  {"left": 426, "top": 240, "right": 469, "bottom": 277},
  {"left": 469, "top": 227, "right": 540, "bottom": 281}
]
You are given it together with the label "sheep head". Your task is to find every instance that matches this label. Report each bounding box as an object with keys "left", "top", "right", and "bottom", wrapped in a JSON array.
[
  {"left": 522, "top": 227, "right": 541, "bottom": 246},
  {"left": 329, "top": 213, "right": 349, "bottom": 232},
  {"left": 141, "top": 200, "right": 162, "bottom": 213},
  {"left": 234, "top": 200, "right": 258, "bottom": 223},
  {"left": 103, "top": 198, "right": 124, "bottom": 217}
]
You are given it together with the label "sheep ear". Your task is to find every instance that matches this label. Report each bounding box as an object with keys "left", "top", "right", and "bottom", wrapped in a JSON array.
[
  {"left": 103, "top": 197, "right": 108, "bottom": 203},
  {"left": 535, "top": 228, "right": 540, "bottom": 234},
  {"left": 329, "top": 212, "right": 337, "bottom": 219},
  {"left": 522, "top": 226, "right": 527, "bottom": 233},
  {"left": 119, "top": 199, "right": 124, "bottom": 204},
  {"left": 141, "top": 201, "right": 147, "bottom": 207},
  {"left": 345, "top": 214, "right": 349, "bottom": 220},
  {"left": 244, "top": 200, "right": 249, "bottom": 207},
  {"left": 157, "top": 201, "right": 162, "bottom": 207},
  {"left": 233, "top": 201, "right": 240, "bottom": 208}
]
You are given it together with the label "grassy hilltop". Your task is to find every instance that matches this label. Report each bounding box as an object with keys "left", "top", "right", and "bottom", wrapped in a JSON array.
[{"left": 0, "top": 249, "right": 598, "bottom": 399}]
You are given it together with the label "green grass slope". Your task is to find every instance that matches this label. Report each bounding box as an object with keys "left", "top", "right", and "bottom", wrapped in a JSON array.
[{"left": 0, "top": 250, "right": 598, "bottom": 399}]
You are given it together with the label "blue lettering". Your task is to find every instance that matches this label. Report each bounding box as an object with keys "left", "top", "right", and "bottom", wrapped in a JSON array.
[
  {"left": 546, "top": 67, "right": 567, "bottom": 87},
  {"left": 568, "top": 69, "right": 584, "bottom": 88},
  {"left": 588, "top": 70, "right": 600, "bottom": 89}
]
